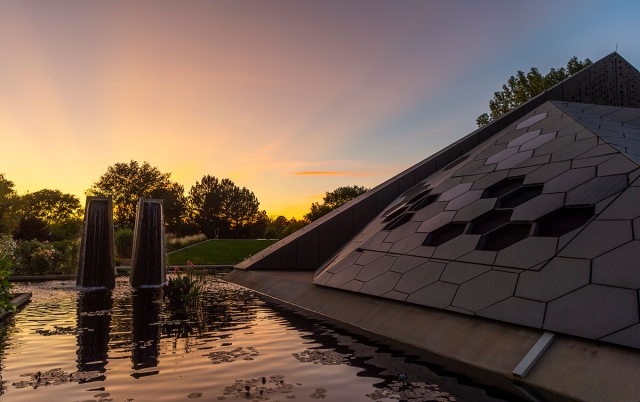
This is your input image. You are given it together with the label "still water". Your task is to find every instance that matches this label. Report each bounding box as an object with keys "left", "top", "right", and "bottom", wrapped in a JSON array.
[{"left": 0, "top": 273, "right": 529, "bottom": 402}]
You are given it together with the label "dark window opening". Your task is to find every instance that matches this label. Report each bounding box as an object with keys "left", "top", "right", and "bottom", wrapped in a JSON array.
[
  {"left": 536, "top": 206, "right": 595, "bottom": 237},
  {"left": 479, "top": 223, "right": 532, "bottom": 251},
  {"left": 407, "top": 189, "right": 432, "bottom": 204},
  {"left": 499, "top": 185, "right": 543, "bottom": 208},
  {"left": 423, "top": 223, "right": 467, "bottom": 247},
  {"left": 485, "top": 177, "right": 525, "bottom": 199},
  {"left": 470, "top": 210, "right": 513, "bottom": 234},
  {"left": 409, "top": 194, "right": 439, "bottom": 211},
  {"left": 444, "top": 154, "right": 470, "bottom": 171},
  {"left": 383, "top": 206, "right": 408, "bottom": 223},
  {"left": 384, "top": 212, "right": 414, "bottom": 231}
]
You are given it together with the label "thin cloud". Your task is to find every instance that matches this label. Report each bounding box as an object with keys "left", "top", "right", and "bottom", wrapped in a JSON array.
[{"left": 293, "top": 171, "right": 374, "bottom": 176}]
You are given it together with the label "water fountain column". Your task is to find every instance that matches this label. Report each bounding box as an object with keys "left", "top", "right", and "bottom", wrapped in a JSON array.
[
  {"left": 77, "top": 197, "right": 116, "bottom": 289},
  {"left": 130, "top": 198, "right": 166, "bottom": 288}
]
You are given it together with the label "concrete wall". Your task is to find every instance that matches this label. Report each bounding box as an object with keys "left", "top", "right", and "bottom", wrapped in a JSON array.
[{"left": 236, "top": 52, "right": 640, "bottom": 271}]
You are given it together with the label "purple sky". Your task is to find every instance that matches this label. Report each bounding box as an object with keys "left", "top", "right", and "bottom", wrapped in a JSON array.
[{"left": 1, "top": 0, "right": 638, "bottom": 217}]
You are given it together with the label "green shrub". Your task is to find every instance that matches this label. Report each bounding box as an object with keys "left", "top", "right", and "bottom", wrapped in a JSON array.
[
  {"left": 0, "top": 234, "right": 16, "bottom": 313},
  {"left": 14, "top": 240, "right": 78, "bottom": 276},
  {"left": 115, "top": 228, "right": 134, "bottom": 258}
]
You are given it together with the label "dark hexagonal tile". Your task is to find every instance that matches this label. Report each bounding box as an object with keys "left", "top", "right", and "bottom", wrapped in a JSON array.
[
  {"left": 451, "top": 270, "right": 518, "bottom": 312},
  {"left": 515, "top": 257, "right": 590, "bottom": 302},
  {"left": 536, "top": 206, "right": 595, "bottom": 237},
  {"left": 395, "top": 261, "right": 446, "bottom": 293},
  {"left": 477, "top": 297, "right": 545, "bottom": 328},
  {"left": 479, "top": 223, "right": 532, "bottom": 252},
  {"left": 592, "top": 241, "right": 640, "bottom": 289},
  {"left": 544, "top": 285, "right": 639, "bottom": 339},
  {"left": 406, "top": 281, "right": 458, "bottom": 309}
]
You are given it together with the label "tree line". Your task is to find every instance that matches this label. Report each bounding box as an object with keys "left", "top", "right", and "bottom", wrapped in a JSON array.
[
  {"left": 0, "top": 161, "right": 368, "bottom": 241},
  {"left": 476, "top": 56, "right": 593, "bottom": 127}
]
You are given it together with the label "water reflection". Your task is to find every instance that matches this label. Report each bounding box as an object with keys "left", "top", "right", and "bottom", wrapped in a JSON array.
[
  {"left": 76, "top": 289, "right": 111, "bottom": 378},
  {"left": 266, "top": 303, "right": 528, "bottom": 402},
  {"left": 0, "top": 275, "right": 563, "bottom": 402},
  {"left": 131, "top": 288, "right": 161, "bottom": 374}
]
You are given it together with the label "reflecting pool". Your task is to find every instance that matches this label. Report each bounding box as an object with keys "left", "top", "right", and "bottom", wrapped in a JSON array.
[{"left": 0, "top": 273, "right": 532, "bottom": 401}]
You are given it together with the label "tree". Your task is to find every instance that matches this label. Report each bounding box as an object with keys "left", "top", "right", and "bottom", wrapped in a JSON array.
[
  {"left": 86, "top": 161, "right": 187, "bottom": 230},
  {"left": 263, "top": 216, "right": 308, "bottom": 239},
  {"left": 17, "top": 189, "right": 83, "bottom": 241},
  {"left": 476, "top": 56, "right": 593, "bottom": 127},
  {"left": 0, "top": 174, "right": 22, "bottom": 236},
  {"left": 304, "top": 185, "right": 369, "bottom": 222},
  {"left": 21, "top": 189, "right": 82, "bottom": 224},
  {"left": 189, "top": 175, "right": 264, "bottom": 238}
]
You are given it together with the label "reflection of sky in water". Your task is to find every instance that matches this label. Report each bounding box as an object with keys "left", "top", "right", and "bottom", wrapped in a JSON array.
[{"left": 0, "top": 274, "right": 526, "bottom": 401}]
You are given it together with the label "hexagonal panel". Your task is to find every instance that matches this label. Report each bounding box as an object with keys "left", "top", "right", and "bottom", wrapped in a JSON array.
[
  {"left": 395, "top": 261, "right": 446, "bottom": 293},
  {"left": 416, "top": 211, "right": 456, "bottom": 233},
  {"left": 485, "top": 177, "right": 525, "bottom": 199},
  {"left": 536, "top": 206, "right": 595, "bottom": 237},
  {"left": 511, "top": 193, "right": 565, "bottom": 221},
  {"left": 515, "top": 257, "right": 590, "bottom": 302},
  {"left": 499, "top": 185, "right": 544, "bottom": 208},
  {"left": 451, "top": 270, "right": 518, "bottom": 311},
  {"left": 507, "top": 129, "right": 542, "bottom": 148},
  {"left": 516, "top": 113, "right": 547, "bottom": 129},
  {"left": 423, "top": 223, "right": 467, "bottom": 247},
  {"left": 479, "top": 223, "right": 532, "bottom": 252},
  {"left": 544, "top": 285, "right": 639, "bottom": 339},
  {"left": 469, "top": 210, "right": 512, "bottom": 235},
  {"left": 439, "top": 183, "right": 473, "bottom": 202}
]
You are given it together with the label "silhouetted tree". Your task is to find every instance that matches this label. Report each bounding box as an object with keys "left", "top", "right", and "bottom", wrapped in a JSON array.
[
  {"left": 476, "top": 56, "right": 593, "bottom": 127},
  {"left": 86, "top": 161, "right": 187, "bottom": 230},
  {"left": 263, "top": 216, "right": 308, "bottom": 239},
  {"left": 304, "top": 185, "right": 369, "bottom": 222},
  {"left": 19, "top": 189, "right": 83, "bottom": 241},
  {"left": 189, "top": 176, "right": 263, "bottom": 238},
  {"left": 0, "top": 174, "right": 21, "bottom": 235}
]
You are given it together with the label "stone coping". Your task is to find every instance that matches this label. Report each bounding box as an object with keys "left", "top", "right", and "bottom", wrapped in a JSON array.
[{"left": 0, "top": 292, "right": 32, "bottom": 321}]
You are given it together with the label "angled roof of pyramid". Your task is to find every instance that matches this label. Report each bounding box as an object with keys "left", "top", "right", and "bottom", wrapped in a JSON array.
[
  {"left": 314, "top": 100, "right": 640, "bottom": 349},
  {"left": 237, "top": 52, "right": 640, "bottom": 273},
  {"left": 553, "top": 101, "right": 640, "bottom": 162},
  {"left": 235, "top": 53, "right": 640, "bottom": 350}
]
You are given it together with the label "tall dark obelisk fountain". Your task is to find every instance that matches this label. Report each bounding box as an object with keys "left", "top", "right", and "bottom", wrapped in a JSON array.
[
  {"left": 77, "top": 197, "right": 116, "bottom": 289},
  {"left": 130, "top": 198, "right": 166, "bottom": 288}
]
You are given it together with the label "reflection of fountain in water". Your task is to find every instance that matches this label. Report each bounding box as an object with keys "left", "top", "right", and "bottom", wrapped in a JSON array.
[
  {"left": 76, "top": 289, "right": 112, "bottom": 378},
  {"left": 131, "top": 288, "right": 161, "bottom": 376},
  {"left": 77, "top": 197, "right": 115, "bottom": 289},
  {"left": 130, "top": 198, "right": 165, "bottom": 288}
]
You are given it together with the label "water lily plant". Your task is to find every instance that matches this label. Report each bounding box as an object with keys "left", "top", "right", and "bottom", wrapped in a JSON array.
[{"left": 163, "top": 260, "right": 205, "bottom": 310}]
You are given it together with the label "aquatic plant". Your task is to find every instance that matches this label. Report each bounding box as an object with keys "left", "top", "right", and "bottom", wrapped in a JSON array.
[{"left": 163, "top": 260, "right": 205, "bottom": 310}]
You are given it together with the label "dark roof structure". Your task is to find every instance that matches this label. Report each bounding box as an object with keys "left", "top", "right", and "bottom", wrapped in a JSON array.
[{"left": 236, "top": 52, "right": 640, "bottom": 350}]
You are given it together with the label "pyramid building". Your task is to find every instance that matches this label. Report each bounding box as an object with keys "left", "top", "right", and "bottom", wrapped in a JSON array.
[{"left": 235, "top": 53, "right": 640, "bottom": 351}]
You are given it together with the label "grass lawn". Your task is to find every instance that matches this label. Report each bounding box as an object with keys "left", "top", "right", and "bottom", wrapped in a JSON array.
[{"left": 166, "top": 239, "right": 278, "bottom": 265}]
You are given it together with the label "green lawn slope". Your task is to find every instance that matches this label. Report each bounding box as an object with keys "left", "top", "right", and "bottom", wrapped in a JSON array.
[{"left": 166, "top": 239, "right": 277, "bottom": 265}]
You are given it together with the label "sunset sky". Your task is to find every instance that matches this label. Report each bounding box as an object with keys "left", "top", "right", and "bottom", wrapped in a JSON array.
[{"left": 1, "top": 1, "right": 639, "bottom": 218}]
